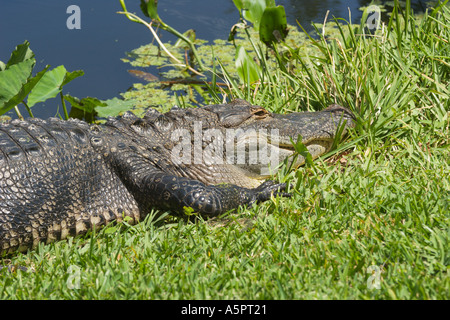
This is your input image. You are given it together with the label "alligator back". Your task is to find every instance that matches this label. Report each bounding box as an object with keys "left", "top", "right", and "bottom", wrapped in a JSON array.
[{"left": 0, "top": 118, "right": 140, "bottom": 254}]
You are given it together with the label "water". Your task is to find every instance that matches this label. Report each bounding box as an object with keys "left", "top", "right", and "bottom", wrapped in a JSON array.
[{"left": 0, "top": 0, "right": 427, "bottom": 118}]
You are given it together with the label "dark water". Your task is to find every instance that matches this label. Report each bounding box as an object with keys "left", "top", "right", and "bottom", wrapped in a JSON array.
[{"left": 0, "top": 0, "right": 427, "bottom": 118}]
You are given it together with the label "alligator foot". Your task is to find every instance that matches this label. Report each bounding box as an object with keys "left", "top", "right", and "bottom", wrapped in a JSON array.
[{"left": 252, "top": 180, "right": 292, "bottom": 203}]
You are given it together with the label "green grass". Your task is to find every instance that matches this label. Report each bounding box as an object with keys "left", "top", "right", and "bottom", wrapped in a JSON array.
[{"left": 1, "top": 1, "right": 449, "bottom": 299}]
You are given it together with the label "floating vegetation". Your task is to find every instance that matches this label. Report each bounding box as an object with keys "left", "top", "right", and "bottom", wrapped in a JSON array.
[{"left": 120, "top": 24, "right": 313, "bottom": 113}]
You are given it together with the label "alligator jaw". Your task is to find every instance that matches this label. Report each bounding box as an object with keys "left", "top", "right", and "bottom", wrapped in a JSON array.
[
  {"left": 232, "top": 135, "right": 336, "bottom": 185},
  {"left": 229, "top": 104, "right": 355, "bottom": 183}
]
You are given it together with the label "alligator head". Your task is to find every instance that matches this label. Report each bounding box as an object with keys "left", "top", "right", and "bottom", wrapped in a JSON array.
[{"left": 108, "top": 99, "right": 355, "bottom": 188}]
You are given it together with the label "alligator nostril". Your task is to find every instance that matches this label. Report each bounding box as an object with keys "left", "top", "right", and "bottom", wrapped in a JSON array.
[{"left": 90, "top": 136, "right": 103, "bottom": 145}]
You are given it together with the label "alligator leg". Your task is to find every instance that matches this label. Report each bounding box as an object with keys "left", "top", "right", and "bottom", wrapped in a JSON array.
[
  {"left": 109, "top": 156, "right": 291, "bottom": 216},
  {"left": 137, "top": 173, "right": 291, "bottom": 216},
  {"left": 104, "top": 139, "right": 291, "bottom": 217}
]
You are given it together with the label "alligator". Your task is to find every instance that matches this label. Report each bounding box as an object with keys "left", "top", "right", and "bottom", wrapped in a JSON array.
[{"left": 0, "top": 99, "right": 354, "bottom": 254}]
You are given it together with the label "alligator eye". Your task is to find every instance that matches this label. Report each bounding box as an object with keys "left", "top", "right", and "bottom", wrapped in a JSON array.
[{"left": 252, "top": 108, "right": 269, "bottom": 118}]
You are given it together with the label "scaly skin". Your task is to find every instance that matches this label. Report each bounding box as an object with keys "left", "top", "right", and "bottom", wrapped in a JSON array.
[{"left": 0, "top": 99, "right": 354, "bottom": 254}]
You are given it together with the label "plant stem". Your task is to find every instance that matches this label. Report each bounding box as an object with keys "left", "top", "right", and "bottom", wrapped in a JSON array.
[
  {"left": 118, "top": 0, "right": 206, "bottom": 72},
  {"left": 14, "top": 106, "right": 24, "bottom": 120},
  {"left": 60, "top": 92, "right": 69, "bottom": 120},
  {"left": 157, "top": 20, "right": 206, "bottom": 72},
  {"left": 118, "top": 11, "right": 205, "bottom": 77},
  {"left": 22, "top": 101, "right": 34, "bottom": 118}
]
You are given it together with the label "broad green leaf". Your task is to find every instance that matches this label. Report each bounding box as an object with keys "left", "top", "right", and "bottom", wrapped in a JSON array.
[
  {"left": 241, "top": 0, "right": 275, "bottom": 30},
  {"left": 0, "top": 65, "right": 50, "bottom": 116},
  {"left": 95, "top": 97, "right": 136, "bottom": 118},
  {"left": 235, "top": 45, "right": 260, "bottom": 84},
  {"left": 64, "top": 95, "right": 106, "bottom": 114},
  {"left": 259, "top": 6, "right": 288, "bottom": 46},
  {"left": 140, "top": 0, "right": 160, "bottom": 21},
  {"left": 0, "top": 61, "right": 5, "bottom": 71},
  {"left": 61, "top": 69, "right": 84, "bottom": 87},
  {"left": 6, "top": 40, "right": 34, "bottom": 68},
  {"left": 232, "top": 0, "right": 244, "bottom": 10},
  {"left": 0, "top": 58, "right": 35, "bottom": 114},
  {"left": 27, "top": 65, "right": 67, "bottom": 108}
]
